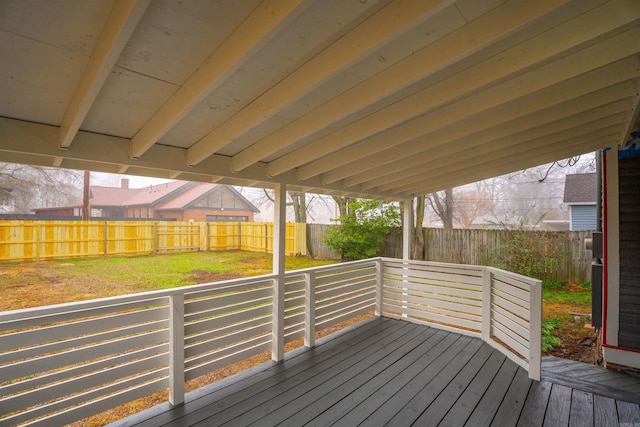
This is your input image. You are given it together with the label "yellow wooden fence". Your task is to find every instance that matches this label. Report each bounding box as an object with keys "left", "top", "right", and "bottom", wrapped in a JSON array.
[{"left": 0, "top": 221, "right": 307, "bottom": 262}]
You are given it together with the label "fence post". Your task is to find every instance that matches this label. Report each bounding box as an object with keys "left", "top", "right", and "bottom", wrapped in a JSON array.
[
  {"left": 375, "top": 258, "right": 384, "bottom": 317},
  {"left": 264, "top": 223, "right": 269, "bottom": 253},
  {"left": 304, "top": 272, "right": 316, "bottom": 348},
  {"left": 529, "top": 279, "right": 542, "bottom": 380},
  {"left": 482, "top": 267, "right": 492, "bottom": 342},
  {"left": 203, "top": 222, "right": 209, "bottom": 251},
  {"left": 153, "top": 222, "right": 158, "bottom": 254},
  {"left": 168, "top": 294, "right": 185, "bottom": 405},
  {"left": 35, "top": 222, "right": 41, "bottom": 261},
  {"left": 103, "top": 222, "right": 108, "bottom": 257}
]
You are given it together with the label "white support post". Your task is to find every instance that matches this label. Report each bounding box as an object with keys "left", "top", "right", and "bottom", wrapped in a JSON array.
[
  {"left": 304, "top": 272, "right": 316, "bottom": 348},
  {"left": 402, "top": 199, "right": 412, "bottom": 260},
  {"left": 375, "top": 258, "right": 383, "bottom": 317},
  {"left": 272, "top": 184, "right": 286, "bottom": 361},
  {"left": 481, "top": 268, "right": 492, "bottom": 342},
  {"left": 168, "top": 294, "right": 185, "bottom": 405},
  {"left": 401, "top": 199, "right": 412, "bottom": 317},
  {"left": 529, "top": 279, "right": 542, "bottom": 381}
]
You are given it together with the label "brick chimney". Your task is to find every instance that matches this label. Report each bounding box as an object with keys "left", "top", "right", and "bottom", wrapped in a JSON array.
[{"left": 121, "top": 178, "right": 129, "bottom": 189}]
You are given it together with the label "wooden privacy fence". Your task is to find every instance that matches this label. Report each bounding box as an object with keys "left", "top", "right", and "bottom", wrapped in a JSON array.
[
  {"left": 307, "top": 225, "right": 593, "bottom": 284},
  {"left": 0, "top": 221, "right": 307, "bottom": 262}
]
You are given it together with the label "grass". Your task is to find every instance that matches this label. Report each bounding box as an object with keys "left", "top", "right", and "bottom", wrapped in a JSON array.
[
  {"left": 0, "top": 251, "right": 336, "bottom": 310},
  {"left": 541, "top": 282, "right": 593, "bottom": 354}
]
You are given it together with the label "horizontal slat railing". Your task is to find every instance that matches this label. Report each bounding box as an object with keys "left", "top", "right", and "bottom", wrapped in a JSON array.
[
  {"left": 0, "top": 294, "right": 171, "bottom": 427},
  {"left": 487, "top": 267, "right": 542, "bottom": 380},
  {"left": 0, "top": 260, "right": 378, "bottom": 426},
  {"left": 380, "top": 258, "right": 541, "bottom": 380},
  {"left": 183, "top": 277, "right": 275, "bottom": 381},
  {"left": 0, "top": 257, "right": 539, "bottom": 426},
  {"left": 381, "top": 258, "right": 484, "bottom": 335}
]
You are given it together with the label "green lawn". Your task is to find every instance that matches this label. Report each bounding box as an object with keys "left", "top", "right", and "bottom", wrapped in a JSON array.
[{"left": 0, "top": 251, "right": 336, "bottom": 310}]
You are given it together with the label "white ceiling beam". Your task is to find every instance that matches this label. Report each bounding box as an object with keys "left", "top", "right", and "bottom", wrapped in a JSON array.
[
  {"left": 272, "top": 0, "right": 636, "bottom": 179},
  {"left": 187, "top": 0, "right": 447, "bottom": 168},
  {"left": 622, "top": 94, "right": 640, "bottom": 145},
  {"left": 265, "top": 0, "right": 600, "bottom": 178},
  {"left": 400, "top": 133, "right": 620, "bottom": 197},
  {"left": 0, "top": 117, "right": 397, "bottom": 201},
  {"left": 359, "top": 94, "right": 636, "bottom": 190},
  {"left": 233, "top": 0, "right": 581, "bottom": 175},
  {"left": 59, "top": 0, "right": 150, "bottom": 149},
  {"left": 129, "top": 0, "right": 309, "bottom": 159},
  {"left": 352, "top": 85, "right": 636, "bottom": 189},
  {"left": 296, "top": 8, "right": 640, "bottom": 182},
  {"left": 380, "top": 114, "right": 630, "bottom": 193},
  {"left": 320, "top": 49, "right": 640, "bottom": 186}
]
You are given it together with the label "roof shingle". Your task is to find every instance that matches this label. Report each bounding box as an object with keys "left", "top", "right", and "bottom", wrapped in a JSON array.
[{"left": 563, "top": 173, "right": 597, "bottom": 204}]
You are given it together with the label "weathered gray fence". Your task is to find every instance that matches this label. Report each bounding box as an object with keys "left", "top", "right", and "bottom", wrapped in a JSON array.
[{"left": 307, "top": 225, "right": 593, "bottom": 284}]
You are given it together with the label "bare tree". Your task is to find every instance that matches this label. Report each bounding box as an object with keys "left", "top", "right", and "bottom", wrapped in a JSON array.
[
  {"left": 0, "top": 163, "right": 82, "bottom": 214},
  {"left": 259, "top": 189, "right": 312, "bottom": 223},
  {"left": 290, "top": 192, "right": 307, "bottom": 223},
  {"left": 332, "top": 196, "right": 351, "bottom": 219},
  {"left": 413, "top": 195, "right": 425, "bottom": 259},
  {"left": 453, "top": 187, "right": 495, "bottom": 229},
  {"left": 427, "top": 188, "right": 454, "bottom": 229}
]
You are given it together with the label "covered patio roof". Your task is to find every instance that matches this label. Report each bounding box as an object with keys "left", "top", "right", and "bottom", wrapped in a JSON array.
[{"left": 1, "top": 0, "right": 639, "bottom": 200}]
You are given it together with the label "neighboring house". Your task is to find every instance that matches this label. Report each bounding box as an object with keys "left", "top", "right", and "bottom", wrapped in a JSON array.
[
  {"left": 563, "top": 173, "right": 597, "bottom": 231},
  {"left": 32, "top": 179, "right": 259, "bottom": 222}
]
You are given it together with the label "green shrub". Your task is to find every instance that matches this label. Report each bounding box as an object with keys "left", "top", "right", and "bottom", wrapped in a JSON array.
[
  {"left": 324, "top": 199, "right": 400, "bottom": 261},
  {"left": 542, "top": 280, "right": 564, "bottom": 290},
  {"left": 481, "top": 222, "right": 568, "bottom": 281},
  {"left": 542, "top": 318, "right": 563, "bottom": 352}
]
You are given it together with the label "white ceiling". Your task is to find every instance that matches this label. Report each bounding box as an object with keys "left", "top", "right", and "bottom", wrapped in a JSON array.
[{"left": 1, "top": 0, "right": 639, "bottom": 200}]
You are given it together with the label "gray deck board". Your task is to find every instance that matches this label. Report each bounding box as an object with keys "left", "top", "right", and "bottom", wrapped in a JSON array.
[
  {"left": 569, "top": 390, "right": 593, "bottom": 427},
  {"left": 423, "top": 350, "right": 506, "bottom": 426},
  {"left": 463, "top": 358, "right": 518, "bottom": 426},
  {"left": 542, "top": 355, "right": 640, "bottom": 404},
  {"left": 542, "top": 383, "right": 572, "bottom": 427},
  {"left": 594, "top": 395, "right": 619, "bottom": 427},
  {"left": 618, "top": 400, "right": 640, "bottom": 424},
  {"left": 302, "top": 329, "right": 451, "bottom": 426},
  {"left": 517, "top": 381, "right": 553, "bottom": 427},
  {"left": 192, "top": 322, "right": 420, "bottom": 427},
  {"left": 112, "top": 319, "right": 640, "bottom": 427},
  {"left": 324, "top": 331, "right": 464, "bottom": 427},
  {"left": 490, "top": 367, "right": 532, "bottom": 427}
]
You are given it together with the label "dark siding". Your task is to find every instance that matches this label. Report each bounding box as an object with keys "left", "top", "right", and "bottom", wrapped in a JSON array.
[{"left": 618, "top": 156, "right": 640, "bottom": 350}]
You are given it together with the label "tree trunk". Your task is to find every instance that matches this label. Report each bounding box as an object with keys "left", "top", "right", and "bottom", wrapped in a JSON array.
[
  {"left": 290, "top": 192, "right": 307, "bottom": 223},
  {"left": 82, "top": 170, "right": 90, "bottom": 220},
  {"left": 413, "top": 195, "right": 425, "bottom": 260},
  {"left": 430, "top": 188, "right": 454, "bottom": 230},
  {"left": 332, "top": 196, "right": 350, "bottom": 219}
]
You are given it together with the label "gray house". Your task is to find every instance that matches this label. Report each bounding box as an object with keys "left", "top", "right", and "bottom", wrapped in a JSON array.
[{"left": 563, "top": 173, "right": 597, "bottom": 231}]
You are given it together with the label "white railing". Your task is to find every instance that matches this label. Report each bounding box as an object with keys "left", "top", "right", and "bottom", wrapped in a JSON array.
[
  {"left": 380, "top": 258, "right": 541, "bottom": 380},
  {"left": 0, "top": 258, "right": 539, "bottom": 426}
]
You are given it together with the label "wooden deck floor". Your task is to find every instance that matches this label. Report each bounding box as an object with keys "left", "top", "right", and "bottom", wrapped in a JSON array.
[{"left": 114, "top": 318, "right": 640, "bottom": 427}]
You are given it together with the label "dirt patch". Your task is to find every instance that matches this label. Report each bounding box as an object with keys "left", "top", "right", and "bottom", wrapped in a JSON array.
[
  {"left": 189, "top": 270, "right": 244, "bottom": 283},
  {"left": 547, "top": 321, "right": 599, "bottom": 364},
  {"left": 543, "top": 293, "right": 598, "bottom": 364}
]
